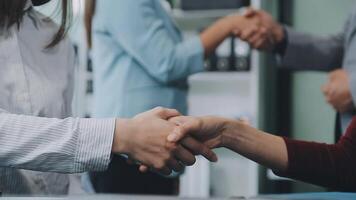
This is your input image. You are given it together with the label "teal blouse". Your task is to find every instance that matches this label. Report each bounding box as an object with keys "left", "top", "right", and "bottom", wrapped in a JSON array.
[{"left": 92, "top": 0, "right": 205, "bottom": 118}]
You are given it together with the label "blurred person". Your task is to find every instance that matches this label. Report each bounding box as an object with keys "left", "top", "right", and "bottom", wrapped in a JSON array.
[
  {"left": 237, "top": 8, "right": 356, "bottom": 134},
  {"left": 166, "top": 115, "right": 356, "bottom": 192},
  {"left": 0, "top": 0, "right": 216, "bottom": 195},
  {"left": 85, "top": 0, "right": 261, "bottom": 195}
]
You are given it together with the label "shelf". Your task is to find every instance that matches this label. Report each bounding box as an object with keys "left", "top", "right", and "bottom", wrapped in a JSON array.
[
  {"left": 189, "top": 71, "right": 253, "bottom": 82},
  {"left": 172, "top": 8, "right": 246, "bottom": 19}
]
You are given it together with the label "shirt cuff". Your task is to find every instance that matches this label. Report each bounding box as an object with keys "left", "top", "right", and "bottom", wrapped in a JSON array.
[
  {"left": 74, "top": 118, "right": 116, "bottom": 172},
  {"left": 276, "top": 26, "right": 301, "bottom": 69}
]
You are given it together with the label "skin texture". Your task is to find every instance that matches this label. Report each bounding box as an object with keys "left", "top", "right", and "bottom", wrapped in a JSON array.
[
  {"left": 322, "top": 69, "right": 354, "bottom": 113},
  {"left": 200, "top": 14, "right": 260, "bottom": 56},
  {"left": 112, "top": 107, "right": 217, "bottom": 175},
  {"left": 236, "top": 8, "right": 285, "bottom": 51},
  {"left": 168, "top": 116, "right": 288, "bottom": 172}
]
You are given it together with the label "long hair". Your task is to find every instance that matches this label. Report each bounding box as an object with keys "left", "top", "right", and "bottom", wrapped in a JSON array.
[
  {"left": 0, "top": 0, "right": 72, "bottom": 48},
  {"left": 84, "top": 0, "right": 95, "bottom": 49}
]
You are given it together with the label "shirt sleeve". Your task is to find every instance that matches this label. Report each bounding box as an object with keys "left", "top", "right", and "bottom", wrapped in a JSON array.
[
  {"left": 100, "top": 0, "right": 205, "bottom": 84},
  {"left": 278, "top": 26, "right": 344, "bottom": 71},
  {"left": 274, "top": 117, "right": 356, "bottom": 191},
  {"left": 0, "top": 109, "right": 115, "bottom": 174}
]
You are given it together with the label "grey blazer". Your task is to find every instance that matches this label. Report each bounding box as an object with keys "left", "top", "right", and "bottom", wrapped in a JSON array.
[{"left": 279, "top": 11, "right": 356, "bottom": 131}]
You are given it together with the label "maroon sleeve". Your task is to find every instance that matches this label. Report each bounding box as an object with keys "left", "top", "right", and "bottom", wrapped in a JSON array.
[{"left": 274, "top": 117, "right": 356, "bottom": 191}]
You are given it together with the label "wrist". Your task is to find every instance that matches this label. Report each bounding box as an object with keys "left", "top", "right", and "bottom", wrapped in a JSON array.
[
  {"left": 112, "top": 118, "right": 132, "bottom": 154},
  {"left": 273, "top": 24, "right": 285, "bottom": 44},
  {"left": 221, "top": 120, "right": 249, "bottom": 150},
  {"left": 221, "top": 15, "right": 240, "bottom": 35}
]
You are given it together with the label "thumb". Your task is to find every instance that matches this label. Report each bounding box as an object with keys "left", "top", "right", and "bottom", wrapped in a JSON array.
[
  {"left": 167, "top": 118, "right": 201, "bottom": 142},
  {"left": 154, "top": 107, "right": 181, "bottom": 120},
  {"left": 244, "top": 7, "right": 257, "bottom": 18}
]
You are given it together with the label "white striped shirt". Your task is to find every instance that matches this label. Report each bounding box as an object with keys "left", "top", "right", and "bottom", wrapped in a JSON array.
[{"left": 0, "top": 0, "right": 115, "bottom": 195}]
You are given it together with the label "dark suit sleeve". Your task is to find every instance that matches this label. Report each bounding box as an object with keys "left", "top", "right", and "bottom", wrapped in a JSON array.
[
  {"left": 274, "top": 117, "right": 356, "bottom": 191},
  {"left": 279, "top": 27, "right": 344, "bottom": 71}
]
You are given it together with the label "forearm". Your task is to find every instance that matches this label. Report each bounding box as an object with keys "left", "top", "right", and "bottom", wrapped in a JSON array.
[
  {"left": 0, "top": 112, "right": 115, "bottom": 173},
  {"left": 200, "top": 16, "right": 237, "bottom": 57},
  {"left": 222, "top": 121, "right": 288, "bottom": 171},
  {"left": 222, "top": 120, "right": 356, "bottom": 191},
  {"left": 276, "top": 137, "right": 356, "bottom": 191}
]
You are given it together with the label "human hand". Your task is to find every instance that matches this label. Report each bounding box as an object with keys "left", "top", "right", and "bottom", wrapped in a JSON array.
[
  {"left": 225, "top": 13, "right": 261, "bottom": 39},
  {"left": 168, "top": 116, "right": 289, "bottom": 172},
  {"left": 112, "top": 107, "right": 182, "bottom": 175},
  {"left": 113, "top": 107, "right": 218, "bottom": 175},
  {"left": 322, "top": 69, "right": 354, "bottom": 113},
  {"left": 234, "top": 8, "right": 284, "bottom": 50},
  {"left": 168, "top": 116, "right": 232, "bottom": 149}
]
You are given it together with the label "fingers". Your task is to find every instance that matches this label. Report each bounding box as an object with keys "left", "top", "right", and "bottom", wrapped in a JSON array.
[
  {"left": 180, "top": 137, "right": 218, "bottom": 162},
  {"left": 167, "top": 159, "right": 185, "bottom": 172},
  {"left": 156, "top": 167, "right": 172, "bottom": 176},
  {"left": 139, "top": 159, "right": 184, "bottom": 174},
  {"left": 139, "top": 165, "right": 149, "bottom": 173},
  {"left": 174, "top": 145, "right": 197, "bottom": 166},
  {"left": 140, "top": 162, "right": 172, "bottom": 176},
  {"left": 153, "top": 107, "right": 181, "bottom": 120},
  {"left": 248, "top": 26, "right": 267, "bottom": 43},
  {"left": 239, "top": 26, "right": 259, "bottom": 41},
  {"left": 167, "top": 117, "right": 201, "bottom": 142},
  {"left": 244, "top": 7, "right": 258, "bottom": 18}
]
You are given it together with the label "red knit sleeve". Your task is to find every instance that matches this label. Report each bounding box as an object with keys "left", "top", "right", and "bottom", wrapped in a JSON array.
[{"left": 274, "top": 117, "right": 356, "bottom": 191}]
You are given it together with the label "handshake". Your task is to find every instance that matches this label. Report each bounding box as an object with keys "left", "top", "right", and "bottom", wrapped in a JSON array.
[
  {"left": 227, "top": 8, "right": 285, "bottom": 51},
  {"left": 112, "top": 107, "right": 237, "bottom": 175}
]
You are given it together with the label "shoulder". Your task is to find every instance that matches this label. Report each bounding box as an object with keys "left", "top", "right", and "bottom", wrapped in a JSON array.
[{"left": 96, "top": 0, "right": 155, "bottom": 15}]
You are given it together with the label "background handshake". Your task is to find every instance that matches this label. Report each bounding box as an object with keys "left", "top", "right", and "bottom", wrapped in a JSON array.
[
  {"left": 233, "top": 8, "right": 285, "bottom": 51},
  {"left": 235, "top": 8, "right": 354, "bottom": 113},
  {"left": 111, "top": 107, "right": 240, "bottom": 176}
]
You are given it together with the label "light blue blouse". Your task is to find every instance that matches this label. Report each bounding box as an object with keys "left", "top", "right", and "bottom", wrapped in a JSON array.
[{"left": 92, "top": 0, "right": 205, "bottom": 117}]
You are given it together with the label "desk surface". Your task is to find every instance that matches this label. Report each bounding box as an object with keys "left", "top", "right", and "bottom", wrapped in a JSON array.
[
  {"left": 1, "top": 193, "right": 356, "bottom": 200},
  {"left": 254, "top": 192, "right": 356, "bottom": 200}
]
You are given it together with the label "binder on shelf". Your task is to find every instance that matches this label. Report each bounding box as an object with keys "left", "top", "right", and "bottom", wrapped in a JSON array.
[{"left": 180, "top": 0, "right": 250, "bottom": 11}]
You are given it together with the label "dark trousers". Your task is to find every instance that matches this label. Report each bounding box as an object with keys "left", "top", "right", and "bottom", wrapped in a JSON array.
[
  {"left": 89, "top": 155, "right": 178, "bottom": 195},
  {"left": 335, "top": 113, "right": 342, "bottom": 143}
]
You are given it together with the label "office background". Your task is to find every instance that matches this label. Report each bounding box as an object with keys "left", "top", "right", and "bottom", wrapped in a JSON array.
[{"left": 37, "top": 0, "right": 354, "bottom": 197}]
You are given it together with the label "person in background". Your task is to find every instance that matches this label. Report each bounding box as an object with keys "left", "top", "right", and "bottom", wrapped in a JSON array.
[
  {"left": 166, "top": 114, "right": 356, "bottom": 191},
  {"left": 237, "top": 8, "right": 356, "bottom": 136},
  {"left": 85, "top": 0, "right": 261, "bottom": 195},
  {"left": 0, "top": 0, "right": 217, "bottom": 195}
]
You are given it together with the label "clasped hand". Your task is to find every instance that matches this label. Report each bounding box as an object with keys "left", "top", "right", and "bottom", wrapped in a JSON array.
[
  {"left": 231, "top": 8, "right": 285, "bottom": 51},
  {"left": 112, "top": 107, "right": 222, "bottom": 175},
  {"left": 322, "top": 69, "right": 354, "bottom": 113}
]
